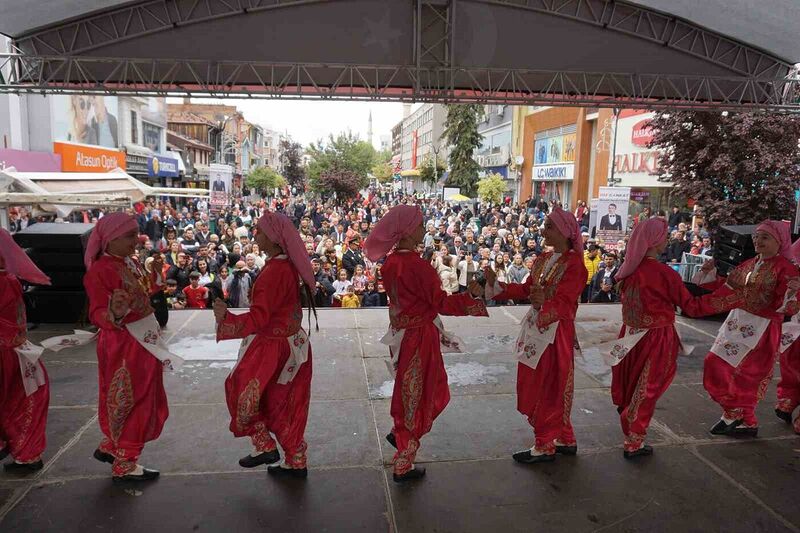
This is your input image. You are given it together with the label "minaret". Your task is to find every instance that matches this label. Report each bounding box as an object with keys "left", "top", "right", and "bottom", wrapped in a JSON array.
[{"left": 367, "top": 110, "right": 374, "bottom": 147}]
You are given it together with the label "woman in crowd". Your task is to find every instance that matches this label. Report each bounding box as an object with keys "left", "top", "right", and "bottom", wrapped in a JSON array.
[
  {"left": 701, "top": 221, "right": 800, "bottom": 436},
  {"left": 196, "top": 259, "right": 215, "bottom": 288},
  {"left": 83, "top": 213, "right": 169, "bottom": 482},
  {"left": 145, "top": 251, "right": 169, "bottom": 328},
  {"left": 0, "top": 228, "right": 52, "bottom": 474},
  {"left": 484, "top": 208, "right": 587, "bottom": 464},
  {"left": 364, "top": 204, "right": 487, "bottom": 482},
  {"left": 227, "top": 261, "right": 253, "bottom": 309},
  {"left": 609, "top": 218, "right": 741, "bottom": 458},
  {"left": 437, "top": 254, "right": 459, "bottom": 295},
  {"left": 214, "top": 211, "right": 316, "bottom": 478}
]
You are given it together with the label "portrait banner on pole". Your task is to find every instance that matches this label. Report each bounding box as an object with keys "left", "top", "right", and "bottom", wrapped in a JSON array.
[
  {"left": 209, "top": 163, "right": 233, "bottom": 211},
  {"left": 596, "top": 186, "right": 631, "bottom": 251}
]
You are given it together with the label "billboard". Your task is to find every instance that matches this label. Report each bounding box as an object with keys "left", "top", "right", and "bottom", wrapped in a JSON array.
[
  {"left": 51, "top": 95, "right": 119, "bottom": 148},
  {"left": 533, "top": 131, "right": 576, "bottom": 181},
  {"left": 209, "top": 163, "right": 233, "bottom": 210},
  {"left": 596, "top": 186, "right": 631, "bottom": 251}
]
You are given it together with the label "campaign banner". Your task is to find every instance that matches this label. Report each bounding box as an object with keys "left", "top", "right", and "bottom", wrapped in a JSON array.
[
  {"left": 209, "top": 163, "right": 233, "bottom": 210},
  {"left": 596, "top": 186, "right": 631, "bottom": 251}
]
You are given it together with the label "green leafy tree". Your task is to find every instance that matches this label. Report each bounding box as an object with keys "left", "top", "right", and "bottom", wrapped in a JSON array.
[
  {"left": 307, "top": 132, "right": 377, "bottom": 194},
  {"left": 477, "top": 173, "right": 506, "bottom": 204},
  {"left": 279, "top": 138, "right": 306, "bottom": 189},
  {"left": 649, "top": 110, "right": 800, "bottom": 232},
  {"left": 245, "top": 166, "right": 286, "bottom": 195},
  {"left": 441, "top": 104, "right": 484, "bottom": 197},
  {"left": 419, "top": 155, "right": 446, "bottom": 187},
  {"left": 372, "top": 161, "right": 394, "bottom": 183}
]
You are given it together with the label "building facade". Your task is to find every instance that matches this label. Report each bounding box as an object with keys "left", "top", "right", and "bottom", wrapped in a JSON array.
[{"left": 477, "top": 104, "right": 514, "bottom": 200}]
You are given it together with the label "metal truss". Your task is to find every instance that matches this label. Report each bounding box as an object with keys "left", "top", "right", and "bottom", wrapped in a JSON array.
[
  {"left": 1, "top": 53, "right": 798, "bottom": 110},
  {"left": 10, "top": 0, "right": 791, "bottom": 82}
]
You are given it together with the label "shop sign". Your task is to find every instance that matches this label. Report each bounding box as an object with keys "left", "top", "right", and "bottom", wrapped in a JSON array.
[
  {"left": 148, "top": 155, "right": 179, "bottom": 178},
  {"left": 532, "top": 163, "right": 574, "bottom": 181},
  {"left": 631, "top": 119, "right": 655, "bottom": 147},
  {"left": 53, "top": 142, "right": 126, "bottom": 172}
]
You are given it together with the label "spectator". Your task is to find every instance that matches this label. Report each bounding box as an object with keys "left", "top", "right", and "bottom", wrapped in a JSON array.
[
  {"left": 437, "top": 254, "right": 459, "bottom": 295},
  {"left": 666, "top": 231, "right": 691, "bottom": 263},
  {"left": 183, "top": 272, "right": 209, "bottom": 309},
  {"left": 332, "top": 269, "right": 352, "bottom": 307},
  {"left": 506, "top": 254, "right": 529, "bottom": 284},
  {"left": 341, "top": 286, "right": 361, "bottom": 308},
  {"left": 362, "top": 281, "right": 381, "bottom": 307},
  {"left": 227, "top": 261, "right": 252, "bottom": 308},
  {"left": 351, "top": 265, "right": 368, "bottom": 298},
  {"left": 582, "top": 244, "right": 601, "bottom": 303},
  {"left": 342, "top": 237, "right": 366, "bottom": 276}
]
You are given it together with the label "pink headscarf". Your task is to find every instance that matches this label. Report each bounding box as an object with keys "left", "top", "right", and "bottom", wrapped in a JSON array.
[
  {"left": 791, "top": 237, "right": 800, "bottom": 265},
  {"left": 0, "top": 229, "right": 51, "bottom": 285},
  {"left": 615, "top": 217, "right": 668, "bottom": 281},
  {"left": 363, "top": 205, "right": 423, "bottom": 261},
  {"left": 755, "top": 220, "right": 792, "bottom": 261},
  {"left": 547, "top": 207, "right": 583, "bottom": 254},
  {"left": 84, "top": 212, "right": 139, "bottom": 270},
  {"left": 257, "top": 211, "right": 316, "bottom": 293}
]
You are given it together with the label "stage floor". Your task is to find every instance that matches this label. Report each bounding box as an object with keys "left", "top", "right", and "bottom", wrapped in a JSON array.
[{"left": 1, "top": 306, "right": 798, "bottom": 533}]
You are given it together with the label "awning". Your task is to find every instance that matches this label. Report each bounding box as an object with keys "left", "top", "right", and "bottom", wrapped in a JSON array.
[
  {"left": 0, "top": 167, "right": 208, "bottom": 217},
  {"left": 400, "top": 169, "right": 420, "bottom": 177}
]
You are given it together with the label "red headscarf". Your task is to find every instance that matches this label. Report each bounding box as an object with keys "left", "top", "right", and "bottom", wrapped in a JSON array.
[
  {"left": 0, "top": 228, "right": 51, "bottom": 285},
  {"left": 615, "top": 217, "right": 668, "bottom": 281},
  {"left": 755, "top": 220, "right": 792, "bottom": 261},
  {"left": 547, "top": 207, "right": 583, "bottom": 254},
  {"left": 791, "top": 237, "right": 800, "bottom": 265},
  {"left": 363, "top": 205, "right": 423, "bottom": 261},
  {"left": 84, "top": 212, "right": 139, "bottom": 269},
  {"left": 257, "top": 211, "right": 316, "bottom": 293}
]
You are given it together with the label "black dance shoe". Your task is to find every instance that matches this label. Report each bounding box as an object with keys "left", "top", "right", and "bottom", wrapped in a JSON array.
[
  {"left": 555, "top": 444, "right": 577, "bottom": 456},
  {"left": 239, "top": 450, "right": 280, "bottom": 468},
  {"left": 3, "top": 460, "right": 44, "bottom": 474},
  {"left": 623, "top": 445, "right": 654, "bottom": 459},
  {"left": 775, "top": 409, "right": 793, "bottom": 424},
  {"left": 512, "top": 450, "right": 556, "bottom": 464},
  {"left": 112, "top": 468, "right": 160, "bottom": 483},
  {"left": 709, "top": 418, "right": 743, "bottom": 435},
  {"left": 93, "top": 449, "right": 115, "bottom": 464},
  {"left": 386, "top": 433, "right": 397, "bottom": 449},
  {"left": 393, "top": 467, "right": 426, "bottom": 483},
  {"left": 267, "top": 465, "right": 308, "bottom": 479},
  {"left": 0, "top": 446, "right": 9, "bottom": 462},
  {"left": 733, "top": 426, "right": 758, "bottom": 437}
]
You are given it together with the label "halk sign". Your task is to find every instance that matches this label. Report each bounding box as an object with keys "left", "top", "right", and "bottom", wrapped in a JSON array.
[
  {"left": 631, "top": 119, "right": 655, "bottom": 147},
  {"left": 532, "top": 163, "right": 575, "bottom": 181}
]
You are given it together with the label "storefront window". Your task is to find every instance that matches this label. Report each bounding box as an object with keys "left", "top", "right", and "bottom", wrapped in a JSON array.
[{"left": 142, "top": 122, "right": 162, "bottom": 152}]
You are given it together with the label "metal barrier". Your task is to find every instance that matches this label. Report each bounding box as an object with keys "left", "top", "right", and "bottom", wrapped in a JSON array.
[{"left": 676, "top": 252, "right": 712, "bottom": 282}]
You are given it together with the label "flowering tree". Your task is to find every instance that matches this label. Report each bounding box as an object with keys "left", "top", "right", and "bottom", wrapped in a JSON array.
[
  {"left": 318, "top": 169, "right": 366, "bottom": 198},
  {"left": 649, "top": 110, "right": 800, "bottom": 232}
]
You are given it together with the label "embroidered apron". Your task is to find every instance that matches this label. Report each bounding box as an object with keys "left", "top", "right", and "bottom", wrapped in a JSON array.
[{"left": 233, "top": 328, "right": 310, "bottom": 385}]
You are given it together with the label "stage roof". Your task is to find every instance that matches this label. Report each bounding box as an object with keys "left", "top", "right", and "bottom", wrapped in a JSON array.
[{"left": 1, "top": 0, "right": 798, "bottom": 109}]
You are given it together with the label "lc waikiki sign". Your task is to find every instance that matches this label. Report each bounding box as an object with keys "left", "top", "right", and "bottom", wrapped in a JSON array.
[{"left": 53, "top": 142, "right": 126, "bottom": 172}]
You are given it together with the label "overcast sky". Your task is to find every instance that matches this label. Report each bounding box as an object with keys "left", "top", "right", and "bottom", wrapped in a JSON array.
[{"left": 168, "top": 97, "right": 417, "bottom": 149}]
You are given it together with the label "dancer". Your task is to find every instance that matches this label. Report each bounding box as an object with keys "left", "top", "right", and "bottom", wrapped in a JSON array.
[
  {"left": 364, "top": 204, "right": 488, "bottom": 482},
  {"left": 214, "top": 212, "right": 316, "bottom": 479},
  {"left": 702, "top": 221, "right": 800, "bottom": 436},
  {"left": 606, "top": 218, "right": 740, "bottom": 458},
  {"left": 775, "top": 238, "right": 800, "bottom": 433},
  {"left": 83, "top": 213, "right": 170, "bottom": 482},
  {"left": 0, "top": 229, "right": 51, "bottom": 474},
  {"left": 484, "top": 207, "right": 587, "bottom": 464}
]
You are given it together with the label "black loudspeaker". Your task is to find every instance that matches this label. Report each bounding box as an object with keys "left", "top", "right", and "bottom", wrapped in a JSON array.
[
  {"left": 713, "top": 225, "right": 757, "bottom": 276},
  {"left": 13, "top": 223, "right": 94, "bottom": 323}
]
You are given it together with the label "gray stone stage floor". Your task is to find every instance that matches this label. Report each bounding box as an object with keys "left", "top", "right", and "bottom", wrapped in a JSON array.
[{"left": 1, "top": 306, "right": 799, "bottom": 533}]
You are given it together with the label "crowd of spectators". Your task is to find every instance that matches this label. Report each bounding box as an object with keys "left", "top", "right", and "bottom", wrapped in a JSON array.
[{"left": 8, "top": 190, "right": 714, "bottom": 310}]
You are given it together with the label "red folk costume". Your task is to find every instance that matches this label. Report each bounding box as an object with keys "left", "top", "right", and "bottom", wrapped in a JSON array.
[
  {"left": 608, "top": 219, "right": 740, "bottom": 454},
  {"left": 83, "top": 214, "right": 169, "bottom": 477},
  {"left": 772, "top": 237, "right": 800, "bottom": 433},
  {"left": 489, "top": 208, "right": 587, "bottom": 457},
  {"left": 365, "top": 205, "right": 488, "bottom": 477},
  {"left": 0, "top": 229, "right": 52, "bottom": 468},
  {"left": 702, "top": 221, "right": 800, "bottom": 431},
  {"left": 218, "top": 212, "right": 315, "bottom": 471}
]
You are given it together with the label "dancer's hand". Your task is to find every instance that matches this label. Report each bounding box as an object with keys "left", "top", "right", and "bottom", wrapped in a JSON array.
[
  {"left": 213, "top": 298, "right": 228, "bottom": 322},
  {"left": 726, "top": 268, "right": 747, "bottom": 291},
  {"left": 529, "top": 284, "right": 545, "bottom": 309},
  {"left": 700, "top": 258, "right": 716, "bottom": 273},
  {"left": 110, "top": 289, "right": 130, "bottom": 319}
]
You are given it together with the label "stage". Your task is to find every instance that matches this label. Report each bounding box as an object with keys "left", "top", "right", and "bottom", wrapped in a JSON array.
[{"left": 1, "top": 306, "right": 798, "bottom": 532}]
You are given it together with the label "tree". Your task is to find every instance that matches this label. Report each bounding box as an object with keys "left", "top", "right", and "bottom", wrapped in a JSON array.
[
  {"left": 477, "top": 173, "right": 506, "bottom": 204},
  {"left": 649, "top": 111, "right": 800, "bottom": 232},
  {"left": 441, "top": 104, "right": 484, "bottom": 198},
  {"left": 306, "top": 132, "right": 376, "bottom": 195},
  {"left": 319, "top": 169, "right": 365, "bottom": 198},
  {"left": 419, "top": 155, "right": 446, "bottom": 188},
  {"left": 371, "top": 148, "right": 394, "bottom": 184},
  {"left": 246, "top": 166, "right": 286, "bottom": 195},
  {"left": 279, "top": 138, "right": 306, "bottom": 189}
]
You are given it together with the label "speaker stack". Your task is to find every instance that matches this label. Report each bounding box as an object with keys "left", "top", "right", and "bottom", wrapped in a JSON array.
[
  {"left": 13, "top": 223, "right": 94, "bottom": 324},
  {"left": 712, "top": 224, "right": 757, "bottom": 276}
]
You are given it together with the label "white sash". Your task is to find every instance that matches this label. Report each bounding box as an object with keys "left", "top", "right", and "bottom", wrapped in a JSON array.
[
  {"left": 14, "top": 341, "right": 47, "bottom": 396},
  {"left": 232, "top": 328, "right": 310, "bottom": 385},
  {"left": 592, "top": 326, "right": 649, "bottom": 367},
  {"left": 380, "top": 317, "right": 464, "bottom": 376},
  {"left": 779, "top": 313, "right": 800, "bottom": 354},
  {"left": 710, "top": 308, "right": 771, "bottom": 367},
  {"left": 514, "top": 307, "right": 558, "bottom": 370},
  {"left": 40, "top": 314, "right": 184, "bottom": 371}
]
